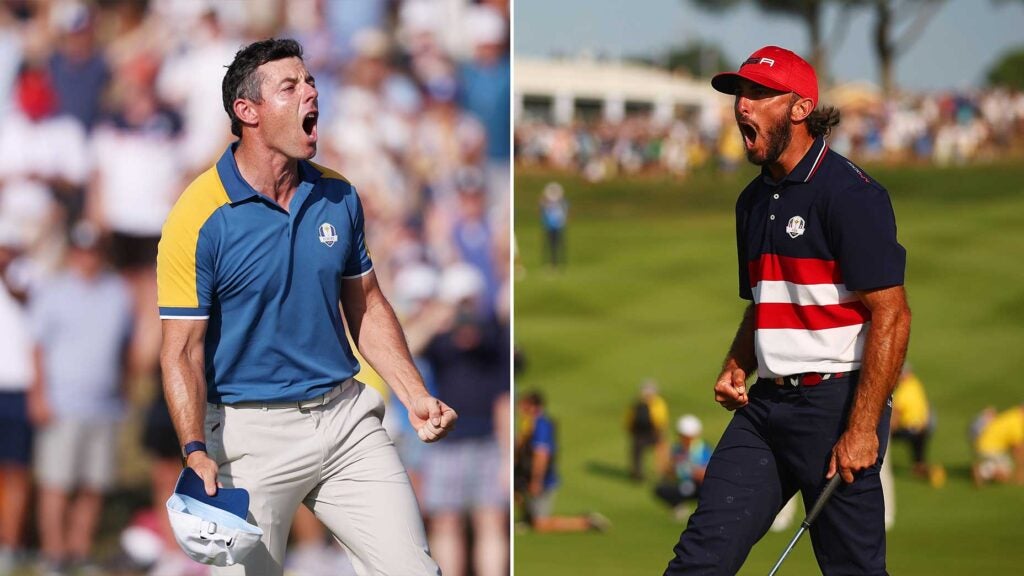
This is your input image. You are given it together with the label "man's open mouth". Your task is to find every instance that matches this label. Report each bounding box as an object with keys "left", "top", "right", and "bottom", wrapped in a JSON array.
[
  {"left": 302, "top": 111, "right": 318, "bottom": 138},
  {"left": 739, "top": 121, "right": 758, "bottom": 149}
]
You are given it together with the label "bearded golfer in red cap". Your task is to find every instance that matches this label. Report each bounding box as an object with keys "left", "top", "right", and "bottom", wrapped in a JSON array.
[{"left": 662, "top": 46, "right": 910, "bottom": 575}]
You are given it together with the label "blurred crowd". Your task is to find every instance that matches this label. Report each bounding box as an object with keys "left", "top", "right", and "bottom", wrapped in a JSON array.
[
  {"left": 0, "top": 0, "right": 510, "bottom": 575},
  {"left": 514, "top": 87, "right": 1024, "bottom": 179}
]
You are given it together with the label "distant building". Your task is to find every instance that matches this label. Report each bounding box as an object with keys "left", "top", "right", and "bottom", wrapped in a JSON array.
[{"left": 514, "top": 57, "right": 723, "bottom": 125}]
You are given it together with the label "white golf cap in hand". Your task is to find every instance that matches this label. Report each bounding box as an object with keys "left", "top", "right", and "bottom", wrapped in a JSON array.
[{"left": 166, "top": 468, "right": 263, "bottom": 566}]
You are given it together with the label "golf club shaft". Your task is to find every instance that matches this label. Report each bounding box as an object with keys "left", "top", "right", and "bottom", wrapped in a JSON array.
[
  {"left": 805, "top": 474, "right": 842, "bottom": 525},
  {"left": 768, "top": 527, "right": 806, "bottom": 576},
  {"left": 767, "top": 474, "right": 843, "bottom": 576}
]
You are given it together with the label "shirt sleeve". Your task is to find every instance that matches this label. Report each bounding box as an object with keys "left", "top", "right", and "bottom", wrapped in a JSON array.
[
  {"left": 828, "top": 182, "right": 906, "bottom": 291},
  {"left": 342, "top": 187, "right": 374, "bottom": 278},
  {"left": 531, "top": 418, "right": 555, "bottom": 453},
  {"left": 157, "top": 199, "right": 218, "bottom": 319},
  {"left": 697, "top": 444, "right": 712, "bottom": 467}
]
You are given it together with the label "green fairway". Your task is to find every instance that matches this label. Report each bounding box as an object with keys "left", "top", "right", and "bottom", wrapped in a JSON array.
[{"left": 513, "top": 161, "right": 1024, "bottom": 575}]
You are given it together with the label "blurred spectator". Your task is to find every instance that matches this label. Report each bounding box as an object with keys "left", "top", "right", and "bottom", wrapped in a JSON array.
[
  {"left": 515, "top": 390, "right": 608, "bottom": 533},
  {"left": 47, "top": 0, "right": 109, "bottom": 131},
  {"left": 972, "top": 404, "right": 1024, "bottom": 487},
  {"left": 538, "top": 181, "right": 567, "bottom": 269},
  {"left": 970, "top": 405, "right": 998, "bottom": 446},
  {"left": 103, "top": 0, "right": 170, "bottom": 74},
  {"left": 659, "top": 121, "right": 693, "bottom": 177},
  {"left": 448, "top": 167, "right": 502, "bottom": 314},
  {"left": 325, "top": 0, "right": 389, "bottom": 64},
  {"left": 459, "top": 5, "right": 510, "bottom": 204},
  {"left": 654, "top": 415, "right": 712, "bottom": 522},
  {"left": 156, "top": 8, "right": 239, "bottom": 175},
  {"left": 716, "top": 116, "right": 745, "bottom": 173},
  {"left": 412, "top": 263, "right": 509, "bottom": 576},
  {"left": 0, "top": 223, "right": 33, "bottom": 574},
  {"left": 322, "top": 28, "right": 420, "bottom": 231},
  {"left": 624, "top": 379, "right": 670, "bottom": 481},
  {"left": 411, "top": 57, "right": 486, "bottom": 206},
  {"left": 0, "top": 60, "right": 89, "bottom": 264},
  {"left": 27, "top": 222, "right": 133, "bottom": 574},
  {"left": 89, "top": 51, "right": 183, "bottom": 378},
  {"left": 891, "top": 363, "right": 938, "bottom": 482}
]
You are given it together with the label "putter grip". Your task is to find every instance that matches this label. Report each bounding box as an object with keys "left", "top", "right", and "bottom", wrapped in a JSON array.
[{"left": 804, "top": 475, "right": 842, "bottom": 526}]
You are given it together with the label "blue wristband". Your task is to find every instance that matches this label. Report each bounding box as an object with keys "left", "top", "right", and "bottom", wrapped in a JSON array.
[{"left": 183, "top": 441, "right": 207, "bottom": 458}]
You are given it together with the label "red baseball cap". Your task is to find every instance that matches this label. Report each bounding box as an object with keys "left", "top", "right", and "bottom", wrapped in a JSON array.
[{"left": 712, "top": 46, "right": 818, "bottom": 107}]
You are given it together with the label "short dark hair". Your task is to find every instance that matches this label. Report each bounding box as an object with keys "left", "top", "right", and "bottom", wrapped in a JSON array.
[
  {"left": 222, "top": 38, "right": 304, "bottom": 137},
  {"left": 521, "top": 390, "right": 545, "bottom": 408}
]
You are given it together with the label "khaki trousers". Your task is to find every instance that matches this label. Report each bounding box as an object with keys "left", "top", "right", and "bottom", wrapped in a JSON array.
[{"left": 205, "top": 381, "right": 439, "bottom": 576}]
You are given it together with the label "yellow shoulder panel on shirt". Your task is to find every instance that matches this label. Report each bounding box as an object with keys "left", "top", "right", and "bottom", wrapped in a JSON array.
[
  {"left": 157, "top": 166, "right": 230, "bottom": 309},
  {"left": 309, "top": 161, "right": 351, "bottom": 184}
]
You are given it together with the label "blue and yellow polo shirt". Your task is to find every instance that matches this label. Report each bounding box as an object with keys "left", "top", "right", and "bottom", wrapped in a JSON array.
[{"left": 157, "top": 145, "right": 373, "bottom": 404}]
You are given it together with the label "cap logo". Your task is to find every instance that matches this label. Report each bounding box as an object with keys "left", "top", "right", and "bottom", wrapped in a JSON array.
[
  {"left": 318, "top": 222, "right": 337, "bottom": 247},
  {"left": 786, "top": 216, "right": 806, "bottom": 239},
  {"left": 743, "top": 57, "right": 775, "bottom": 67}
]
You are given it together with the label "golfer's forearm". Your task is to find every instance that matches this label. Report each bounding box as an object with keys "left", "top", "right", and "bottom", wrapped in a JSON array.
[
  {"left": 356, "top": 298, "right": 430, "bottom": 407},
  {"left": 848, "top": 304, "right": 911, "bottom": 434},
  {"left": 160, "top": 343, "right": 208, "bottom": 447},
  {"left": 724, "top": 303, "right": 758, "bottom": 374}
]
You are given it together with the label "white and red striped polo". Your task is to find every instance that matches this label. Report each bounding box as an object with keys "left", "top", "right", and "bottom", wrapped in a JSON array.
[{"left": 735, "top": 137, "right": 906, "bottom": 378}]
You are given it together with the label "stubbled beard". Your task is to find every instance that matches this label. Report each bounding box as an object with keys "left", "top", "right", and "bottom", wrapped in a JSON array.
[{"left": 746, "top": 111, "right": 792, "bottom": 166}]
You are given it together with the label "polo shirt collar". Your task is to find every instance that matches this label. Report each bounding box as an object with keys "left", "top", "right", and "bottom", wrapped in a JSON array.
[
  {"left": 761, "top": 136, "right": 829, "bottom": 186},
  {"left": 216, "top": 143, "right": 322, "bottom": 205}
]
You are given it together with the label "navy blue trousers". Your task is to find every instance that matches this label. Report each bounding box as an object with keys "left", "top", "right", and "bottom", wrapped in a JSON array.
[{"left": 664, "top": 373, "right": 890, "bottom": 576}]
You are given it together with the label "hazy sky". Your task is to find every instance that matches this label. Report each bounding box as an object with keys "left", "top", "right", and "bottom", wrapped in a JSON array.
[{"left": 514, "top": 0, "right": 1024, "bottom": 91}]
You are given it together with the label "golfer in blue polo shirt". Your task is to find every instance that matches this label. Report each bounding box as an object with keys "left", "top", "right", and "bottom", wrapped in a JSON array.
[
  {"left": 156, "top": 39, "right": 455, "bottom": 576},
  {"left": 663, "top": 46, "right": 911, "bottom": 575}
]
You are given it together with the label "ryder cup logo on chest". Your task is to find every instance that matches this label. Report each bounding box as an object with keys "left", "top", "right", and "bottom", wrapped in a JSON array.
[
  {"left": 318, "top": 222, "right": 338, "bottom": 247},
  {"left": 786, "top": 216, "right": 806, "bottom": 239}
]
